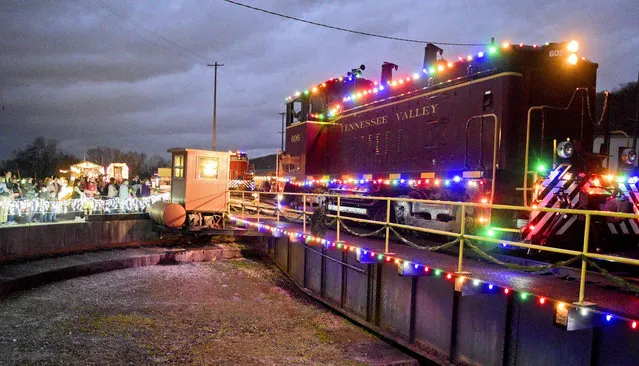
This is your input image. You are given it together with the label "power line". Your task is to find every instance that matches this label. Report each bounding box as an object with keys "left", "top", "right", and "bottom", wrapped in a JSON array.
[
  {"left": 223, "top": 0, "right": 489, "bottom": 46},
  {"left": 82, "top": 3, "right": 201, "bottom": 64},
  {"left": 90, "top": 0, "right": 210, "bottom": 62}
]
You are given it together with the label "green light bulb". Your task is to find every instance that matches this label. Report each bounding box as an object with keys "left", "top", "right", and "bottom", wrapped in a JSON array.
[
  {"left": 489, "top": 46, "right": 497, "bottom": 54},
  {"left": 536, "top": 164, "right": 546, "bottom": 173}
]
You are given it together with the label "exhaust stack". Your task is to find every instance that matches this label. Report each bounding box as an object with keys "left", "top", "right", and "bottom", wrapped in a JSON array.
[
  {"left": 423, "top": 43, "right": 443, "bottom": 69},
  {"left": 381, "top": 62, "right": 398, "bottom": 85}
]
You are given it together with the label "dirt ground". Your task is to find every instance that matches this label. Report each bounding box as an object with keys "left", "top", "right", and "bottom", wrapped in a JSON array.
[{"left": 0, "top": 257, "right": 415, "bottom": 365}]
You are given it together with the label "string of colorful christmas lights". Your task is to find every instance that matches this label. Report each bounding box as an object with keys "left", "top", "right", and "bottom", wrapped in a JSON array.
[
  {"left": 289, "top": 176, "right": 486, "bottom": 189},
  {"left": 229, "top": 215, "right": 639, "bottom": 331},
  {"left": 285, "top": 40, "right": 583, "bottom": 120}
]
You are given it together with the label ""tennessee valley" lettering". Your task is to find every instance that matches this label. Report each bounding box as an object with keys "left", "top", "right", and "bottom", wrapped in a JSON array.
[
  {"left": 341, "top": 103, "right": 438, "bottom": 133},
  {"left": 341, "top": 115, "right": 389, "bottom": 132},
  {"left": 395, "top": 104, "right": 437, "bottom": 121}
]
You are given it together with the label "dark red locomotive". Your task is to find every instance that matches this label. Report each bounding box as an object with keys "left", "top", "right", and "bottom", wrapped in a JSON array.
[{"left": 280, "top": 40, "right": 637, "bottom": 250}]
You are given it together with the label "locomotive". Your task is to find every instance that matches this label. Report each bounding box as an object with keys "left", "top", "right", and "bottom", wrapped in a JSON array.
[{"left": 279, "top": 40, "right": 638, "bottom": 251}]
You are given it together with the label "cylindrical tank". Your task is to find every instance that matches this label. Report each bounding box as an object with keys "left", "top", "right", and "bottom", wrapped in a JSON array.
[{"left": 149, "top": 201, "right": 186, "bottom": 228}]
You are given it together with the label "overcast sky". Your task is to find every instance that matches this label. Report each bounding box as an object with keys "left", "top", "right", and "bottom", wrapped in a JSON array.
[{"left": 1, "top": 0, "right": 637, "bottom": 161}]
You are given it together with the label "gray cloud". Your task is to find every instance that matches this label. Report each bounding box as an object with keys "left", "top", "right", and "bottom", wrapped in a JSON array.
[{"left": 1, "top": 0, "right": 637, "bottom": 161}]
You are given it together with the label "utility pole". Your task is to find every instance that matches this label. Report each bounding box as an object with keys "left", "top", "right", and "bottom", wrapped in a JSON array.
[
  {"left": 278, "top": 112, "right": 286, "bottom": 151},
  {"left": 635, "top": 71, "right": 638, "bottom": 123},
  {"left": 207, "top": 62, "right": 224, "bottom": 150}
]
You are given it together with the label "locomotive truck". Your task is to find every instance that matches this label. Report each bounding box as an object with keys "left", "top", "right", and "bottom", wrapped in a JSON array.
[{"left": 279, "top": 40, "right": 639, "bottom": 252}]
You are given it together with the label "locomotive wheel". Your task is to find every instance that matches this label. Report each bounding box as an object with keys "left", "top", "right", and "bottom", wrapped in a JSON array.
[
  {"left": 370, "top": 205, "right": 388, "bottom": 225},
  {"left": 393, "top": 201, "right": 410, "bottom": 225}
]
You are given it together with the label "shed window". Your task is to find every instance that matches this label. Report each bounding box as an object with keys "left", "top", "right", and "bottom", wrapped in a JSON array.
[
  {"left": 173, "top": 154, "right": 185, "bottom": 179},
  {"left": 197, "top": 156, "right": 219, "bottom": 180}
]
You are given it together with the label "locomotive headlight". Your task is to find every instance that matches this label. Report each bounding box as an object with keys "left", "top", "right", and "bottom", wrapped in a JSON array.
[
  {"left": 557, "top": 141, "right": 574, "bottom": 159},
  {"left": 567, "top": 54, "right": 578, "bottom": 65},
  {"left": 622, "top": 148, "right": 637, "bottom": 165},
  {"left": 567, "top": 40, "right": 579, "bottom": 53}
]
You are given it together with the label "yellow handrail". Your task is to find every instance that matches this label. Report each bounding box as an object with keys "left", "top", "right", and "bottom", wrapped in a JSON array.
[
  {"left": 233, "top": 191, "right": 639, "bottom": 219},
  {"left": 229, "top": 189, "right": 639, "bottom": 304}
]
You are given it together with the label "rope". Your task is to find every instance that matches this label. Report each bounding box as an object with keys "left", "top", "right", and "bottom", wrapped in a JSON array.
[
  {"left": 465, "top": 239, "right": 582, "bottom": 272},
  {"left": 585, "top": 258, "right": 639, "bottom": 294},
  {"left": 340, "top": 218, "right": 386, "bottom": 237},
  {"left": 389, "top": 226, "right": 460, "bottom": 252},
  {"left": 279, "top": 209, "right": 311, "bottom": 224}
]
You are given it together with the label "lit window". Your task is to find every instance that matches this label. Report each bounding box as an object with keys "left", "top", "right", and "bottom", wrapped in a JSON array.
[
  {"left": 197, "top": 156, "right": 219, "bottom": 180},
  {"left": 173, "top": 155, "right": 185, "bottom": 179}
]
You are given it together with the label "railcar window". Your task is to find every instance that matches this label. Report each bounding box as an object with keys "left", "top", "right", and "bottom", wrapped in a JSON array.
[
  {"left": 292, "top": 101, "right": 303, "bottom": 123},
  {"left": 197, "top": 156, "right": 220, "bottom": 180},
  {"left": 173, "top": 154, "right": 185, "bottom": 179},
  {"left": 309, "top": 94, "right": 325, "bottom": 116}
]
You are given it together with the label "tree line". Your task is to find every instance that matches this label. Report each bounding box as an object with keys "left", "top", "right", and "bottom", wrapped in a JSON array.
[
  {"left": 595, "top": 81, "right": 638, "bottom": 133},
  {"left": 0, "top": 137, "right": 169, "bottom": 179}
]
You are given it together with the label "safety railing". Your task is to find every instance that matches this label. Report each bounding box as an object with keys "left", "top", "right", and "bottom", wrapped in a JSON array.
[{"left": 228, "top": 189, "right": 639, "bottom": 306}]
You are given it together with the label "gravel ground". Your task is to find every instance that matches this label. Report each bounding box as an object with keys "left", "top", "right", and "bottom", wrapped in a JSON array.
[{"left": 0, "top": 258, "right": 414, "bottom": 365}]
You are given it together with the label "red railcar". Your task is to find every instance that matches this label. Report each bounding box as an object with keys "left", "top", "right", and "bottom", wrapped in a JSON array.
[
  {"left": 280, "top": 41, "right": 637, "bottom": 250},
  {"left": 229, "top": 151, "right": 250, "bottom": 180}
]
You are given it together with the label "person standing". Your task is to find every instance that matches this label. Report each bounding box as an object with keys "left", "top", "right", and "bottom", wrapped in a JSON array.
[
  {"left": 45, "top": 178, "right": 58, "bottom": 222},
  {"left": 7, "top": 177, "right": 21, "bottom": 224},
  {"left": 71, "top": 180, "right": 84, "bottom": 220},
  {"left": 3, "top": 170, "right": 11, "bottom": 186},
  {"left": 97, "top": 178, "right": 107, "bottom": 197},
  {"left": 107, "top": 177, "right": 118, "bottom": 198},
  {"left": 0, "top": 176, "right": 10, "bottom": 225},
  {"left": 140, "top": 179, "right": 151, "bottom": 197},
  {"left": 83, "top": 178, "right": 98, "bottom": 216},
  {"left": 23, "top": 178, "right": 37, "bottom": 223},
  {"left": 118, "top": 179, "right": 130, "bottom": 213}
]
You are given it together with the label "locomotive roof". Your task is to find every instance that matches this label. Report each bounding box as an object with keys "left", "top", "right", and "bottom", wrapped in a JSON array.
[{"left": 285, "top": 40, "right": 595, "bottom": 121}]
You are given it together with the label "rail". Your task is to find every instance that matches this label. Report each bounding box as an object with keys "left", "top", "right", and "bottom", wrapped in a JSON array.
[{"left": 228, "top": 190, "right": 639, "bottom": 305}]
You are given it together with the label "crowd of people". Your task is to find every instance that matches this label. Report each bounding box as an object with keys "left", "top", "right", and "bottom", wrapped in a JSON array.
[{"left": 0, "top": 170, "right": 153, "bottom": 226}]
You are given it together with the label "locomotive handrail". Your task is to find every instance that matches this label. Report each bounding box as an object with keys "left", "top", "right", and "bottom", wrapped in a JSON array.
[
  {"left": 523, "top": 88, "right": 593, "bottom": 206},
  {"left": 463, "top": 113, "right": 499, "bottom": 205},
  {"left": 229, "top": 189, "right": 639, "bottom": 305},
  {"left": 523, "top": 105, "right": 545, "bottom": 207}
]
